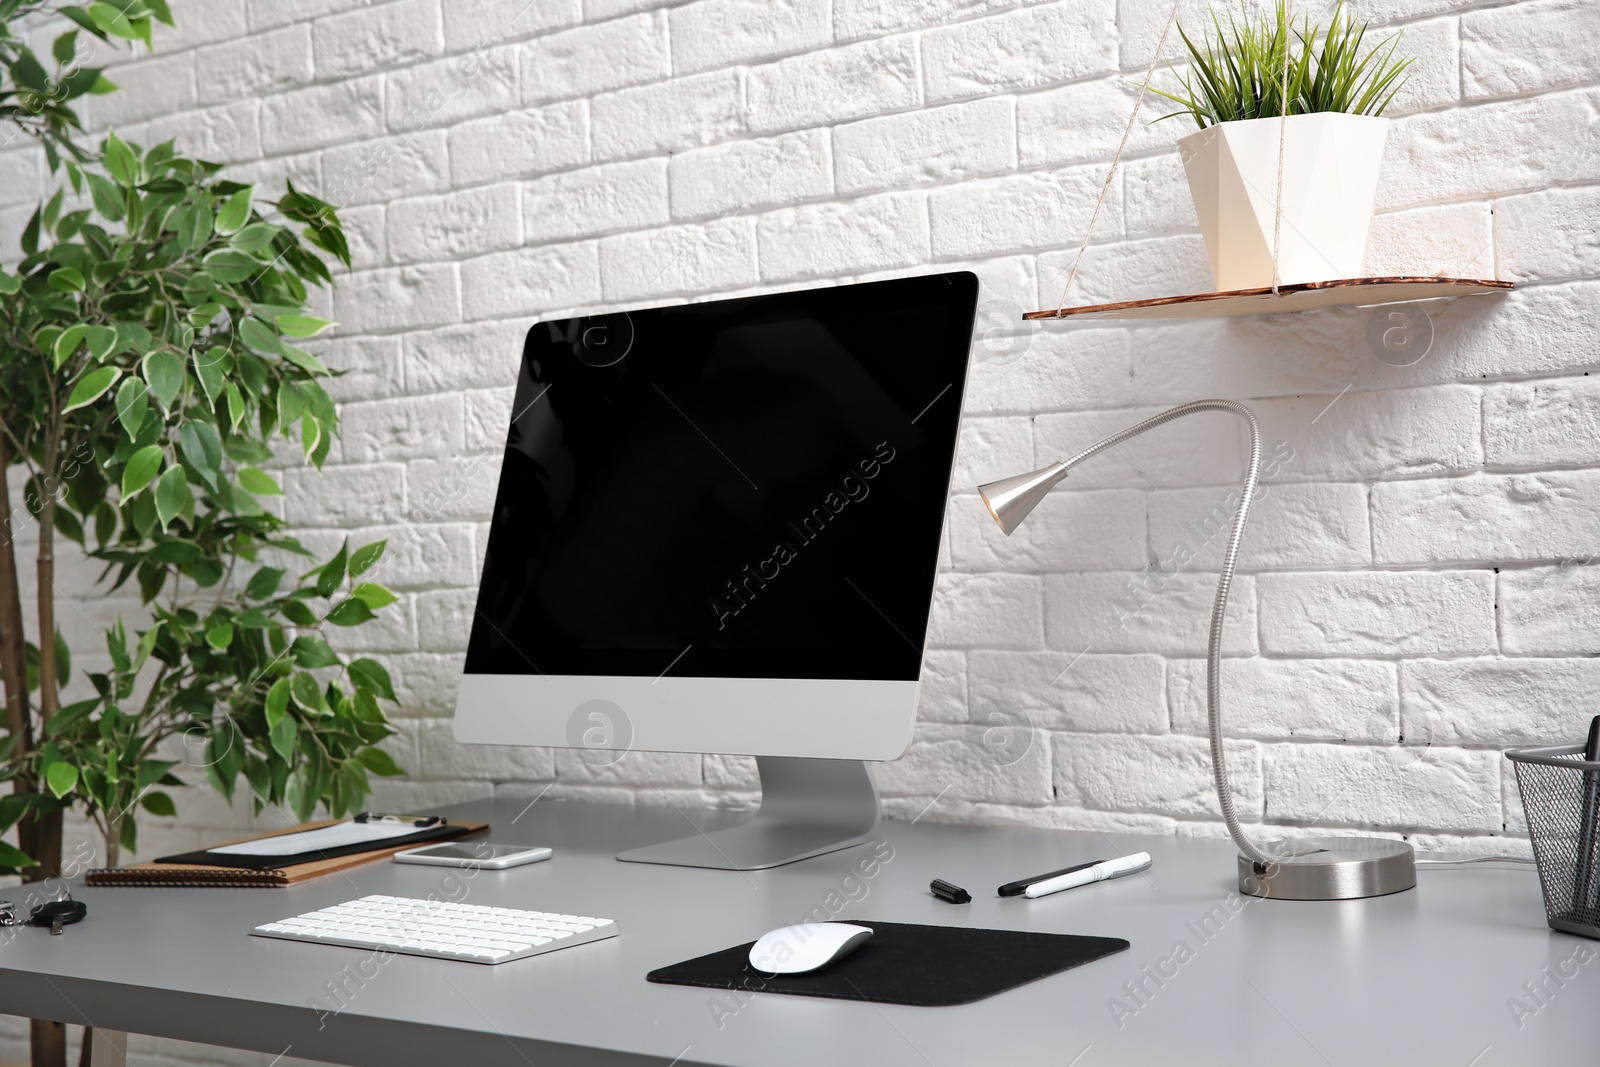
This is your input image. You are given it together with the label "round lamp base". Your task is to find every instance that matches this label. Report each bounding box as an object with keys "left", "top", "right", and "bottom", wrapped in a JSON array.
[{"left": 1238, "top": 837, "right": 1417, "bottom": 900}]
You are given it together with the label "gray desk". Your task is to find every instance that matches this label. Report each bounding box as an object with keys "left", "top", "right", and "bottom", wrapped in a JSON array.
[{"left": 0, "top": 797, "right": 1589, "bottom": 1066}]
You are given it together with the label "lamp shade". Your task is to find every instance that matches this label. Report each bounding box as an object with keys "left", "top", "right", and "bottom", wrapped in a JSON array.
[{"left": 977, "top": 463, "right": 1068, "bottom": 536}]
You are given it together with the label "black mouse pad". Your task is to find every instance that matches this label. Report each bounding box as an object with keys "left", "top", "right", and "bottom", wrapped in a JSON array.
[{"left": 647, "top": 921, "right": 1129, "bottom": 1007}]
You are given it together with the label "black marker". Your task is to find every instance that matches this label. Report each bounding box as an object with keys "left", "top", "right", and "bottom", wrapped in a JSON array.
[
  {"left": 998, "top": 860, "right": 1100, "bottom": 898},
  {"left": 930, "top": 878, "right": 971, "bottom": 904}
]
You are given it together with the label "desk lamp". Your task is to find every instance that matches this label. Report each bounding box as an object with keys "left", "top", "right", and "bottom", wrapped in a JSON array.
[{"left": 978, "top": 399, "right": 1415, "bottom": 900}]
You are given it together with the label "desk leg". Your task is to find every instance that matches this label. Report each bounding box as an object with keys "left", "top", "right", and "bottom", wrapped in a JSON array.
[{"left": 86, "top": 1028, "right": 129, "bottom": 1067}]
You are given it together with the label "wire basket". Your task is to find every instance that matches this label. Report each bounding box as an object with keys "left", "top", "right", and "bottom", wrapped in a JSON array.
[{"left": 1507, "top": 743, "right": 1600, "bottom": 939}]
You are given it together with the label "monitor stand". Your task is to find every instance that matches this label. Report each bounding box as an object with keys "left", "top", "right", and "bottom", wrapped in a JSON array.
[{"left": 615, "top": 757, "right": 879, "bottom": 870}]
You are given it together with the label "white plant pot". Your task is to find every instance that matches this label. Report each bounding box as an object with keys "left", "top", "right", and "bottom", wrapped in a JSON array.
[{"left": 1177, "top": 113, "right": 1390, "bottom": 291}]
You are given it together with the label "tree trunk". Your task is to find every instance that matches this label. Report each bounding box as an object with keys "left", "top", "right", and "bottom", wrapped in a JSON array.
[
  {"left": 35, "top": 436, "right": 58, "bottom": 728},
  {"left": 30, "top": 1020, "right": 65, "bottom": 1067}
]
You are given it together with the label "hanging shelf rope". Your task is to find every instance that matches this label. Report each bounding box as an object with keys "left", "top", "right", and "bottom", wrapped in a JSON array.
[{"left": 1031, "top": 0, "right": 1512, "bottom": 323}]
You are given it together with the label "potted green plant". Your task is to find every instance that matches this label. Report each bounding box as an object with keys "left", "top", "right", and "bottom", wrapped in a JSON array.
[
  {"left": 1, "top": 5, "right": 406, "bottom": 1064},
  {"left": 1151, "top": 1, "right": 1414, "bottom": 290}
]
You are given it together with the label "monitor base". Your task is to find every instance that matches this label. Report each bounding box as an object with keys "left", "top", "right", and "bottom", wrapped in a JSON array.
[{"left": 615, "top": 756, "right": 879, "bottom": 870}]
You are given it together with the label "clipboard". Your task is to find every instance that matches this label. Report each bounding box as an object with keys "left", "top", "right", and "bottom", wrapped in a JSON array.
[{"left": 85, "top": 816, "right": 488, "bottom": 888}]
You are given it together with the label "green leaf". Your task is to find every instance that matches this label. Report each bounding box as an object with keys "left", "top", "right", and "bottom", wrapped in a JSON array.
[
  {"left": 201, "top": 247, "right": 260, "bottom": 282},
  {"left": 281, "top": 600, "right": 317, "bottom": 626},
  {"left": 141, "top": 791, "right": 177, "bottom": 817},
  {"left": 46, "top": 698, "right": 98, "bottom": 736},
  {"left": 238, "top": 316, "right": 280, "bottom": 355},
  {"left": 46, "top": 762, "right": 78, "bottom": 799},
  {"left": 0, "top": 272, "right": 19, "bottom": 295},
  {"left": 54, "top": 29, "right": 80, "bottom": 64},
  {"left": 356, "top": 747, "right": 404, "bottom": 777},
  {"left": 215, "top": 186, "right": 253, "bottom": 235},
  {"left": 205, "top": 621, "right": 234, "bottom": 650},
  {"left": 53, "top": 324, "right": 90, "bottom": 369},
  {"left": 85, "top": 325, "right": 118, "bottom": 361},
  {"left": 326, "top": 598, "right": 377, "bottom": 626},
  {"left": 63, "top": 365, "right": 121, "bottom": 413},
  {"left": 238, "top": 467, "right": 281, "bottom": 496},
  {"left": 178, "top": 421, "right": 223, "bottom": 489},
  {"left": 114, "top": 376, "right": 148, "bottom": 440},
  {"left": 291, "top": 635, "right": 340, "bottom": 669},
  {"left": 155, "top": 464, "right": 190, "bottom": 528},
  {"left": 265, "top": 677, "right": 290, "bottom": 727},
  {"left": 54, "top": 630, "right": 71, "bottom": 688},
  {"left": 104, "top": 130, "right": 138, "bottom": 187},
  {"left": 289, "top": 671, "right": 326, "bottom": 715},
  {"left": 48, "top": 266, "right": 85, "bottom": 292},
  {"left": 87, "top": 172, "right": 125, "bottom": 221},
  {"left": 351, "top": 582, "right": 397, "bottom": 610},
  {"left": 281, "top": 343, "right": 330, "bottom": 376},
  {"left": 316, "top": 542, "right": 349, "bottom": 598},
  {"left": 229, "top": 222, "right": 278, "bottom": 253},
  {"left": 276, "top": 315, "right": 335, "bottom": 339},
  {"left": 348, "top": 539, "right": 386, "bottom": 577},
  {"left": 0, "top": 840, "right": 39, "bottom": 871},
  {"left": 347, "top": 657, "right": 396, "bottom": 701},
  {"left": 194, "top": 346, "right": 227, "bottom": 406},
  {"left": 174, "top": 199, "right": 211, "bottom": 252},
  {"left": 246, "top": 566, "right": 284, "bottom": 600},
  {"left": 121, "top": 444, "right": 162, "bottom": 498},
  {"left": 225, "top": 382, "right": 246, "bottom": 431},
  {"left": 269, "top": 712, "right": 297, "bottom": 760},
  {"left": 142, "top": 349, "right": 184, "bottom": 412}
]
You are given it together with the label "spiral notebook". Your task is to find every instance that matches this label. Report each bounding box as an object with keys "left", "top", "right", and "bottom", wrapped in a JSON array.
[{"left": 85, "top": 816, "right": 485, "bottom": 887}]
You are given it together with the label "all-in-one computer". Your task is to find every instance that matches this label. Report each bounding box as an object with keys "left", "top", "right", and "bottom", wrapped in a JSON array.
[{"left": 453, "top": 272, "right": 979, "bottom": 869}]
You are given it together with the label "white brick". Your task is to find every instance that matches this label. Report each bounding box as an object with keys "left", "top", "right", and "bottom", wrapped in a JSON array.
[
  {"left": 1373, "top": 472, "right": 1600, "bottom": 565},
  {"left": 1402, "top": 658, "right": 1600, "bottom": 747},
  {"left": 878, "top": 723, "right": 1052, "bottom": 804},
  {"left": 757, "top": 191, "right": 928, "bottom": 282},
  {"left": 927, "top": 572, "right": 1041, "bottom": 648},
  {"left": 463, "top": 387, "right": 516, "bottom": 452},
  {"left": 521, "top": 13, "right": 669, "bottom": 104},
  {"left": 405, "top": 321, "right": 526, "bottom": 396},
  {"left": 746, "top": 37, "right": 920, "bottom": 135},
  {"left": 85, "top": 54, "right": 195, "bottom": 127},
  {"left": 341, "top": 202, "right": 387, "bottom": 271},
  {"left": 1018, "top": 78, "right": 1171, "bottom": 169},
  {"left": 449, "top": 102, "right": 588, "bottom": 186},
  {"left": 408, "top": 455, "right": 503, "bottom": 524},
  {"left": 599, "top": 217, "right": 755, "bottom": 301},
  {"left": 443, "top": 0, "right": 581, "bottom": 51},
  {"left": 1055, "top": 733, "right": 1262, "bottom": 818},
  {"left": 835, "top": 0, "right": 1011, "bottom": 40},
  {"left": 1259, "top": 571, "right": 1496, "bottom": 656},
  {"left": 340, "top": 395, "right": 466, "bottom": 463},
  {"left": 835, "top": 98, "right": 1016, "bottom": 195},
  {"left": 1495, "top": 187, "right": 1600, "bottom": 285},
  {"left": 154, "top": 0, "right": 250, "bottom": 49},
  {"left": 390, "top": 651, "right": 466, "bottom": 715},
  {"left": 669, "top": 130, "right": 832, "bottom": 220},
  {"left": 0, "top": 149, "right": 43, "bottom": 209},
  {"left": 1252, "top": 385, "right": 1483, "bottom": 483},
  {"left": 590, "top": 70, "right": 744, "bottom": 161},
  {"left": 964, "top": 325, "right": 1135, "bottom": 415},
  {"left": 247, "top": 0, "right": 366, "bottom": 31},
  {"left": 417, "top": 587, "right": 478, "bottom": 652},
  {"left": 195, "top": 26, "right": 312, "bottom": 104},
  {"left": 969, "top": 651, "right": 1165, "bottom": 733},
  {"left": 951, "top": 415, "right": 1031, "bottom": 488},
  {"left": 386, "top": 44, "right": 519, "bottom": 133},
  {"left": 670, "top": 0, "right": 830, "bottom": 74},
  {"left": 1040, "top": 233, "right": 1214, "bottom": 307},
  {"left": 930, "top": 165, "right": 1119, "bottom": 258},
  {"left": 262, "top": 77, "right": 385, "bottom": 156},
  {"left": 1500, "top": 566, "right": 1600, "bottom": 654},
  {"left": 1149, "top": 481, "right": 1372, "bottom": 571},
  {"left": 1366, "top": 201, "right": 1495, "bottom": 278},
  {"left": 1380, "top": 89, "right": 1600, "bottom": 211},
  {"left": 297, "top": 520, "right": 476, "bottom": 593},
  {"left": 917, "top": 649, "right": 967, "bottom": 724},
  {"left": 1485, "top": 378, "right": 1600, "bottom": 469},
  {"left": 1383, "top": 16, "right": 1461, "bottom": 116},
  {"left": 334, "top": 264, "right": 460, "bottom": 334},
  {"left": 1169, "top": 658, "right": 1397, "bottom": 742},
  {"left": 948, "top": 488, "right": 1145, "bottom": 571},
  {"left": 922, "top": 4, "right": 1117, "bottom": 103},
  {"left": 1462, "top": 0, "right": 1600, "bottom": 101},
  {"left": 1034, "top": 403, "right": 1246, "bottom": 489},
  {"left": 145, "top": 100, "right": 262, "bottom": 164},
  {"left": 314, "top": 335, "right": 404, "bottom": 403},
  {"left": 313, "top": 0, "right": 442, "bottom": 79},
  {"left": 523, "top": 160, "right": 668, "bottom": 243},
  {"left": 283, "top": 463, "right": 408, "bottom": 528},
  {"left": 1264, "top": 744, "right": 1501, "bottom": 833},
  {"left": 462, "top": 243, "right": 602, "bottom": 320},
  {"left": 416, "top": 719, "right": 554, "bottom": 780},
  {"left": 387, "top": 183, "right": 522, "bottom": 264},
  {"left": 322, "top": 130, "right": 450, "bottom": 208},
  {"left": 1044, "top": 572, "right": 1258, "bottom": 655}
]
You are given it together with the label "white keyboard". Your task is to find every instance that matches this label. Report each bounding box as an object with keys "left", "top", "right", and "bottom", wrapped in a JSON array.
[{"left": 251, "top": 895, "right": 618, "bottom": 964}]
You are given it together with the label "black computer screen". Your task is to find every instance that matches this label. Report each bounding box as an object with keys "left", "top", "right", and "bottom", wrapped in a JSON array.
[{"left": 463, "top": 272, "right": 977, "bottom": 681}]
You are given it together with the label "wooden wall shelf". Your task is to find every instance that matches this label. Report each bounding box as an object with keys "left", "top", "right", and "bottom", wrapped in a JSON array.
[{"left": 1024, "top": 277, "right": 1513, "bottom": 322}]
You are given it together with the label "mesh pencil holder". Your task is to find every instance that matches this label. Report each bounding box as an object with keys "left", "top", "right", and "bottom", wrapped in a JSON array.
[{"left": 1507, "top": 743, "right": 1600, "bottom": 939}]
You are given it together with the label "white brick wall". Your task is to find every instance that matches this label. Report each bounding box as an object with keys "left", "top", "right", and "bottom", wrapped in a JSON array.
[{"left": 3, "top": 0, "right": 1598, "bottom": 1059}]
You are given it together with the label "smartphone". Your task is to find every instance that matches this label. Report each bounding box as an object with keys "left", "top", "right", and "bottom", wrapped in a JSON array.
[{"left": 392, "top": 842, "right": 553, "bottom": 869}]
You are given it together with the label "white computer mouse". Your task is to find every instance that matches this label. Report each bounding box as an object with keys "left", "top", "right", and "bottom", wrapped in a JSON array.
[{"left": 748, "top": 922, "right": 874, "bottom": 975}]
